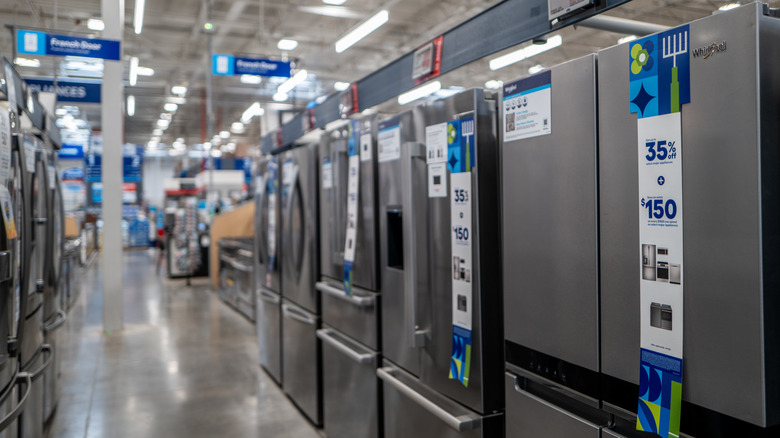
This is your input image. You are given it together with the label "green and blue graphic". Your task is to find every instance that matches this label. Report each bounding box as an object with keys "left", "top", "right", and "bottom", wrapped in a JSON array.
[
  {"left": 446, "top": 118, "right": 475, "bottom": 174},
  {"left": 637, "top": 350, "right": 683, "bottom": 437},
  {"left": 630, "top": 24, "right": 690, "bottom": 118}
]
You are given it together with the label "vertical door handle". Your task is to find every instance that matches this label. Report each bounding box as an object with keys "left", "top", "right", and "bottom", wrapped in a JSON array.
[{"left": 401, "top": 141, "right": 427, "bottom": 348}]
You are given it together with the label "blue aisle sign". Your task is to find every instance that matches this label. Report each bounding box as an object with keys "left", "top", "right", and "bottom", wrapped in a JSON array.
[
  {"left": 85, "top": 154, "right": 101, "bottom": 182},
  {"left": 58, "top": 144, "right": 85, "bottom": 160},
  {"left": 25, "top": 78, "right": 101, "bottom": 103},
  {"left": 212, "top": 54, "right": 291, "bottom": 77},
  {"left": 17, "top": 29, "right": 121, "bottom": 60},
  {"left": 123, "top": 145, "right": 143, "bottom": 182}
]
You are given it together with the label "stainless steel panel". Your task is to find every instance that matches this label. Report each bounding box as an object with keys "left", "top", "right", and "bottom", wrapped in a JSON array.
[
  {"left": 380, "top": 361, "right": 502, "bottom": 438},
  {"left": 599, "top": 4, "right": 779, "bottom": 426},
  {"left": 281, "top": 144, "right": 319, "bottom": 313},
  {"left": 42, "top": 328, "right": 59, "bottom": 422},
  {"left": 0, "top": 380, "right": 19, "bottom": 438},
  {"left": 255, "top": 156, "right": 282, "bottom": 296},
  {"left": 19, "top": 353, "right": 42, "bottom": 438},
  {"left": 505, "top": 373, "right": 600, "bottom": 438},
  {"left": 379, "top": 109, "right": 426, "bottom": 378},
  {"left": 319, "top": 280, "right": 380, "bottom": 350},
  {"left": 419, "top": 89, "right": 503, "bottom": 415},
  {"left": 256, "top": 289, "right": 282, "bottom": 385},
  {"left": 281, "top": 300, "right": 321, "bottom": 426},
  {"left": 355, "top": 115, "right": 380, "bottom": 292},
  {"left": 318, "top": 125, "right": 348, "bottom": 282},
  {"left": 320, "top": 326, "right": 379, "bottom": 438},
  {"left": 502, "top": 55, "right": 599, "bottom": 372},
  {"left": 19, "top": 309, "right": 41, "bottom": 370},
  {"left": 602, "top": 430, "right": 623, "bottom": 438}
]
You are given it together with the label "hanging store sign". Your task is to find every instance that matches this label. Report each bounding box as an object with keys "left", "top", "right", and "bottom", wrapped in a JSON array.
[
  {"left": 85, "top": 154, "right": 101, "bottom": 182},
  {"left": 25, "top": 78, "right": 101, "bottom": 104},
  {"left": 412, "top": 35, "right": 444, "bottom": 86},
  {"left": 444, "top": 116, "right": 475, "bottom": 388},
  {"left": 502, "top": 70, "right": 552, "bottom": 142},
  {"left": 630, "top": 24, "right": 690, "bottom": 438},
  {"left": 212, "top": 54, "right": 291, "bottom": 78},
  {"left": 343, "top": 121, "right": 360, "bottom": 296},
  {"left": 17, "top": 29, "right": 120, "bottom": 60},
  {"left": 58, "top": 144, "right": 85, "bottom": 160}
]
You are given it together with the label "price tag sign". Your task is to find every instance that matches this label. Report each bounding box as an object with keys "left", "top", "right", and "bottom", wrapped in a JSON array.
[{"left": 0, "top": 109, "right": 12, "bottom": 185}]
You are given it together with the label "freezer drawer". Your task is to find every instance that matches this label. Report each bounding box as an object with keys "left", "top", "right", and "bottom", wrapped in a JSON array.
[
  {"left": 281, "top": 301, "right": 321, "bottom": 426},
  {"left": 257, "top": 289, "right": 282, "bottom": 385},
  {"left": 505, "top": 373, "right": 601, "bottom": 438},
  {"left": 319, "top": 326, "right": 380, "bottom": 438},
  {"left": 319, "top": 281, "right": 380, "bottom": 351},
  {"left": 379, "top": 362, "right": 503, "bottom": 438}
]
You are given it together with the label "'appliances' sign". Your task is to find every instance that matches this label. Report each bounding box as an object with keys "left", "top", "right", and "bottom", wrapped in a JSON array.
[{"left": 25, "top": 78, "right": 101, "bottom": 103}]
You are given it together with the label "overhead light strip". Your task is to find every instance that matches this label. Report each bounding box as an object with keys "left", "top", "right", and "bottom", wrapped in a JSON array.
[
  {"left": 489, "top": 35, "right": 563, "bottom": 71},
  {"left": 129, "top": 56, "right": 139, "bottom": 86},
  {"left": 277, "top": 70, "right": 308, "bottom": 95},
  {"left": 134, "top": 0, "right": 145, "bottom": 34},
  {"left": 127, "top": 95, "right": 135, "bottom": 116},
  {"left": 397, "top": 80, "right": 441, "bottom": 105},
  {"left": 335, "top": 10, "right": 389, "bottom": 53}
]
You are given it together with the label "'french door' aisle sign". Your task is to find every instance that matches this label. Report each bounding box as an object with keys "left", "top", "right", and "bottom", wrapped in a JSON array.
[
  {"left": 343, "top": 121, "right": 360, "bottom": 296},
  {"left": 265, "top": 158, "right": 279, "bottom": 288},
  {"left": 629, "top": 24, "right": 690, "bottom": 438}
]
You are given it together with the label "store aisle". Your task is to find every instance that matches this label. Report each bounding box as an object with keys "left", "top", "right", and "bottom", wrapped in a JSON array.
[{"left": 46, "top": 249, "right": 322, "bottom": 438}]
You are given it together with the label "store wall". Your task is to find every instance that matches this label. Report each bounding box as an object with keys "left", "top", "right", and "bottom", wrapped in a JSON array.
[{"left": 143, "top": 156, "right": 178, "bottom": 208}]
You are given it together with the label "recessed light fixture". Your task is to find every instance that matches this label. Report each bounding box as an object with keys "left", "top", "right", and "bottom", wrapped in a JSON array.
[
  {"left": 127, "top": 95, "right": 135, "bottom": 116},
  {"left": 153, "top": 128, "right": 163, "bottom": 136},
  {"left": 129, "top": 56, "right": 139, "bottom": 86},
  {"left": 157, "top": 119, "right": 169, "bottom": 128},
  {"left": 171, "top": 85, "right": 187, "bottom": 96},
  {"left": 484, "top": 80, "right": 502, "bottom": 89},
  {"left": 87, "top": 18, "right": 105, "bottom": 31},
  {"left": 166, "top": 96, "right": 186, "bottom": 105},
  {"left": 137, "top": 66, "right": 154, "bottom": 76},
  {"left": 489, "top": 35, "right": 562, "bottom": 71},
  {"left": 219, "top": 130, "right": 230, "bottom": 139},
  {"left": 164, "top": 103, "right": 178, "bottom": 112},
  {"left": 398, "top": 81, "right": 441, "bottom": 105},
  {"left": 335, "top": 10, "right": 389, "bottom": 53},
  {"left": 334, "top": 81, "right": 350, "bottom": 91},
  {"left": 277, "top": 39, "right": 299, "bottom": 51},
  {"left": 240, "top": 75, "right": 262, "bottom": 84}
]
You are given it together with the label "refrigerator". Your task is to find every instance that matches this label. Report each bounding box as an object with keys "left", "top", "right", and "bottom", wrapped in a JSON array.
[
  {"left": 377, "top": 89, "right": 504, "bottom": 438},
  {"left": 500, "top": 55, "right": 608, "bottom": 436},
  {"left": 279, "top": 143, "right": 321, "bottom": 426},
  {"left": 254, "top": 155, "right": 283, "bottom": 386},
  {"left": 316, "top": 115, "right": 382, "bottom": 438},
  {"left": 598, "top": 3, "right": 780, "bottom": 435}
]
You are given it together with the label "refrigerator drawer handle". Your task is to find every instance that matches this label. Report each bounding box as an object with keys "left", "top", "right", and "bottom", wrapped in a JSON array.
[
  {"left": 236, "top": 249, "right": 253, "bottom": 258},
  {"left": 377, "top": 367, "right": 482, "bottom": 432},
  {"left": 282, "top": 304, "right": 316, "bottom": 326},
  {"left": 509, "top": 373, "right": 603, "bottom": 429},
  {"left": 316, "top": 281, "right": 375, "bottom": 307},
  {"left": 258, "top": 290, "right": 281, "bottom": 304},
  {"left": 0, "top": 372, "right": 32, "bottom": 431},
  {"left": 30, "top": 344, "right": 53, "bottom": 381},
  {"left": 230, "top": 260, "right": 253, "bottom": 273},
  {"left": 44, "top": 309, "right": 67, "bottom": 334},
  {"left": 317, "top": 329, "right": 375, "bottom": 365}
]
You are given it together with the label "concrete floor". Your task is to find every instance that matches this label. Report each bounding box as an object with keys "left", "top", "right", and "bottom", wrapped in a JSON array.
[{"left": 46, "top": 249, "right": 322, "bottom": 438}]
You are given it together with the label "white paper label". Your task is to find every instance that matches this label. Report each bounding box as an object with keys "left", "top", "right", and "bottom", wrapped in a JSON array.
[
  {"left": 377, "top": 125, "right": 401, "bottom": 162},
  {"left": 425, "top": 122, "right": 448, "bottom": 164},
  {"left": 322, "top": 159, "right": 333, "bottom": 189},
  {"left": 503, "top": 71, "right": 552, "bottom": 142},
  {"left": 48, "top": 165, "right": 56, "bottom": 190},
  {"left": 282, "top": 160, "right": 294, "bottom": 185},
  {"left": 428, "top": 163, "right": 447, "bottom": 198},
  {"left": 451, "top": 172, "right": 473, "bottom": 332},
  {"left": 344, "top": 154, "right": 360, "bottom": 263},
  {"left": 267, "top": 191, "right": 277, "bottom": 257},
  {"left": 24, "top": 142, "right": 36, "bottom": 173},
  {"left": 0, "top": 109, "right": 11, "bottom": 185},
  {"left": 359, "top": 133, "right": 372, "bottom": 162},
  {"left": 4, "top": 64, "right": 17, "bottom": 111}
]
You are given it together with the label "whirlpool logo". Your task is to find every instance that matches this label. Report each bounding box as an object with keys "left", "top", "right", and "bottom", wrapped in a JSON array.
[{"left": 691, "top": 41, "right": 727, "bottom": 59}]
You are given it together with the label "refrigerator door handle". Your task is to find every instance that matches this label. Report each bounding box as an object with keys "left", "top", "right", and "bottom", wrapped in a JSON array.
[
  {"left": 0, "top": 372, "right": 32, "bottom": 431},
  {"left": 401, "top": 142, "right": 427, "bottom": 348},
  {"left": 317, "top": 328, "right": 376, "bottom": 365},
  {"left": 282, "top": 303, "right": 316, "bottom": 326},
  {"left": 283, "top": 164, "right": 303, "bottom": 278},
  {"left": 316, "top": 281, "right": 375, "bottom": 307},
  {"left": 377, "top": 367, "right": 481, "bottom": 432},
  {"left": 43, "top": 309, "right": 67, "bottom": 334},
  {"left": 508, "top": 373, "right": 603, "bottom": 429},
  {"left": 259, "top": 289, "right": 281, "bottom": 304},
  {"left": 255, "top": 173, "right": 267, "bottom": 263},
  {"left": 30, "top": 344, "right": 53, "bottom": 381}
]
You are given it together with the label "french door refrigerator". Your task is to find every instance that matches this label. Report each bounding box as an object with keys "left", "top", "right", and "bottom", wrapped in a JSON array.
[
  {"left": 598, "top": 4, "right": 780, "bottom": 435},
  {"left": 377, "top": 89, "right": 504, "bottom": 438},
  {"left": 279, "top": 143, "right": 321, "bottom": 426},
  {"left": 499, "top": 55, "right": 609, "bottom": 436},
  {"left": 316, "top": 115, "right": 381, "bottom": 438},
  {"left": 254, "top": 155, "right": 282, "bottom": 386}
]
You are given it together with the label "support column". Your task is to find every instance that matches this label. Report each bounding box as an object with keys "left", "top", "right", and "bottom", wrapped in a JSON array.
[{"left": 101, "top": 0, "right": 125, "bottom": 333}]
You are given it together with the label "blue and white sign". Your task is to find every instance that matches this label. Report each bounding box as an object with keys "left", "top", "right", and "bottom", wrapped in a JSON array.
[
  {"left": 17, "top": 29, "right": 121, "bottom": 60},
  {"left": 212, "top": 54, "right": 291, "bottom": 78},
  {"left": 61, "top": 167, "right": 84, "bottom": 181},
  {"left": 58, "top": 144, "right": 85, "bottom": 160},
  {"left": 503, "top": 70, "right": 552, "bottom": 142},
  {"left": 85, "top": 154, "right": 101, "bottom": 182},
  {"left": 25, "top": 78, "right": 101, "bottom": 103}
]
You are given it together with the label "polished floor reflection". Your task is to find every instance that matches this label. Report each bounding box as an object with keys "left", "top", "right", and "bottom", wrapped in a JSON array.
[{"left": 46, "top": 249, "right": 322, "bottom": 438}]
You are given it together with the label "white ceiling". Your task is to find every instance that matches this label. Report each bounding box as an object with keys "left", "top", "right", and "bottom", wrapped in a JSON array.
[{"left": 1, "top": 0, "right": 778, "bottom": 149}]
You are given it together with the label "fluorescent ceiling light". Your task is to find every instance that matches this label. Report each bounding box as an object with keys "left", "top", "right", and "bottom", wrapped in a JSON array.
[
  {"left": 231, "top": 122, "right": 246, "bottom": 133},
  {"left": 618, "top": 35, "right": 638, "bottom": 45},
  {"left": 160, "top": 112, "right": 173, "bottom": 121},
  {"left": 164, "top": 103, "right": 178, "bottom": 112},
  {"left": 127, "top": 95, "right": 135, "bottom": 116},
  {"left": 334, "top": 81, "right": 350, "bottom": 91},
  {"left": 151, "top": 136, "right": 161, "bottom": 142},
  {"left": 484, "top": 80, "right": 502, "bottom": 90},
  {"left": 323, "top": 0, "right": 346, "bottom": 4},
  {"left": 171, "top": 85, "right": 187, "bottom": 96},
  {"left": 335, "top": 10, "right": 389, "bottom": 53},
  {"left": 277, "top": 70, "right": 308, "bottom": 95},
  {"left": 166, "top": 96, "right": 186, "bottom": 104},
  {"left": 528, "top": 64, "right": 545, "bottom": 74},
  {"left": 55, "top": 108, "right": 67, "bottom": 116},
  {"left": 273, "top": 92, "right": 288, "bottom": 102},
  {"left": 277, "top": 39, "right": 299, "bottom": 51},
  {"left": 157, "top": 119, "right": 170, "bottom": 128},
  {"left": 137, "top": 66, "right": 154, "bottom": 76},
  {"left": 398, "top": 81, "right": 441, "bottom": 105},
  {"left": 87, "top": 18, "right": 105, "bottom": 31},
  {"left": 719, "top": 3, "right": 740, "bottom": 11},
  {"left": 153, "top": 128, "right": 163, "bottom": 136},
  {"left": 241, "top": 102, "right": 264, "bottom": 123},
  {"left": 219, "top": 131, "right": 230, "bottom": 139},
  {"left": 134, "top": 0, "right": 145, "bottom": 34},
  {"left": 240, "top": 75, "right": 262, "bottom": 84},
  {"left": 210, "top": 149, "right": 222, "bottom": 158},
  {"left": 14, "top": 57, "right": 40, "bottom": 68},
  {"left": 298, "top": 6, "right": 364, "bottom": 19},
  {"left": 129, "top": 56, "right": 139, "bottom": 86},
  {"left": 489, "top": 35, "right": 562, "bottom": 71}
]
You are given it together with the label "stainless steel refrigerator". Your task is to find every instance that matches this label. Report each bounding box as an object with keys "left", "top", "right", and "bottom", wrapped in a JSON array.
[
  {"left": 316, "top": 115, "right": 382, "bottom": 438},
  {"left": 279, "top": 143, "right": 321, "bottom": 426},
  {"left": 500, "top": 55, "right": 607, "bottom": 437},
  {"left": 377, "top": 89, "right": 504, "bottom": 438},
  {"left": 599, "top": 3, "right": 780, "bottom": 435},
  {"left": 254, "top": 155, "right": 283, "bottom": 386}
]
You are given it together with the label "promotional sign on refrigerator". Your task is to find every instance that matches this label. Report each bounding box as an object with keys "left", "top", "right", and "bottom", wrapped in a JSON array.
[
  {"left": 343, "top": 121, "right": 360, "bottom": 296},
  {"left": 629, "top": 24, "right": 690, "bottom": 438}
]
